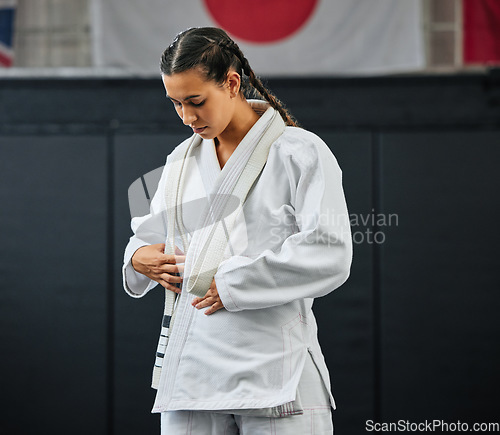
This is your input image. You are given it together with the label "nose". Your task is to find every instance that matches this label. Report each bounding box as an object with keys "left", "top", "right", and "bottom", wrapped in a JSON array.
[{"left": 182, "top": 106, "right": 197, "bottom": 126}]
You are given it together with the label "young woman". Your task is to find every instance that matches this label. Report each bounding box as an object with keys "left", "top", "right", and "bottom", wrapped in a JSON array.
[{"left": 122, "top": 27, "right": 352, "bottom": 434}]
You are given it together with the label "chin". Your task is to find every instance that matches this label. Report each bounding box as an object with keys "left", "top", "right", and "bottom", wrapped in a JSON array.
[{"left": 201, "top": 131, "right": 217, "bottom": 140}]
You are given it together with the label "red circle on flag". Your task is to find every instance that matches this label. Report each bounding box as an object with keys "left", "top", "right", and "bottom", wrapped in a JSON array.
[{"left": 203, "top": 0, "right": 318, "bottom": 43}]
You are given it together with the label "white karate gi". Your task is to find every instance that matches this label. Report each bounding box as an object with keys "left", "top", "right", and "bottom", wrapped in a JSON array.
[{"left": 122, "top": 103, "right": 352, "bottom": 433}]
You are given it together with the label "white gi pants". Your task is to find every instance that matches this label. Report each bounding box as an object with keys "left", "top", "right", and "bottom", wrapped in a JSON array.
[{"left": 160, "top": 351, "right": 334, "bottom": 434}]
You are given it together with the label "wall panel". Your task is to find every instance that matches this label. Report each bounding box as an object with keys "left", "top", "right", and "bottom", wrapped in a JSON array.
[
  {"left": 380, "top": 131, "right": 500, "bottom": 423},
  {"left": 0, "top": 135, "right": 108, "bottom": 434}
]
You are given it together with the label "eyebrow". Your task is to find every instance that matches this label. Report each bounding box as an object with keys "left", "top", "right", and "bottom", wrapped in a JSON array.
[{"left": 166, "top": 94, "right": 202, "bottom": 101}]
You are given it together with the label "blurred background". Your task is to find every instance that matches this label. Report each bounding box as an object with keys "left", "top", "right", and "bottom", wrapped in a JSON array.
[{"left": 1, "top": 0, "right": 499, "bottom": 434}]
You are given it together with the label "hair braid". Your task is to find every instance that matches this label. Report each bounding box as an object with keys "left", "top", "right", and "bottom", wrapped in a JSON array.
[{"left": 232, "top": 47, "right": 299, "bottom": 127}]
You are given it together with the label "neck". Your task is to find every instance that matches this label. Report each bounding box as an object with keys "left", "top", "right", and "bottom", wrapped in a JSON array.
[{"left": 215, "top": 98, "right": 260, "bottom": 150}]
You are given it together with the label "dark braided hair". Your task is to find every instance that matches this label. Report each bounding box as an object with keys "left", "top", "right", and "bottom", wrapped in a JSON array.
[{"left": 160, "top": 27, "right": 299, "bottom": 127}]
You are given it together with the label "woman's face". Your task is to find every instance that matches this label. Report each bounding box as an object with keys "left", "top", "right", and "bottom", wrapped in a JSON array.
[{"left": 162, "top": 68, "right": 238, "bottom": 140}]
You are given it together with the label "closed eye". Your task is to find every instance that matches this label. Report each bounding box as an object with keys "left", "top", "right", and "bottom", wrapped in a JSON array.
[
  {"left": 168, "top": 99, "right": 204, "bottom": 108},
  {"left": 190, "top": 100, "right": 205, "bottom": 107}
]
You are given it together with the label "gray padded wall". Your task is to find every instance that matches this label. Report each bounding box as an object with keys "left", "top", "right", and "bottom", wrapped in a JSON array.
[
  {"left": 0, "top": 135, "right": 108, "bottom": 434},
  {"left": 380, "top": 131, "right": 500, "bottom": 423},
  {"left": 1, "top": 72, "right": 499, "bottom": 434}
]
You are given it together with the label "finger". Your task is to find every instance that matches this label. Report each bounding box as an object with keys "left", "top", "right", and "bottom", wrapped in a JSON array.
[
  {"left": 191, "top": 286, "right": 215, "bottom": 307},
  {"left": 204, "top": 301, "right": 223, "bottom": 315},
  {"left": 193, "top": 297, "right": 213, "bottom": 309},
  {"left": 158, "top": 263, "right": 184, "bottom": 275},
  {"left": 174, "top": 254, "right": 186, "bottom": 263},
  {"left": 161, "top": 254, "right": 186, "bottom": 264},
  {"left": 191, "top": 297, "right": 202, "bottom": 306},
  {"left": 160, "top": 273, "right": 183, "bottom": 284},
  {"left": 158, "top": 280, "right": 181, "bottom": 294}
]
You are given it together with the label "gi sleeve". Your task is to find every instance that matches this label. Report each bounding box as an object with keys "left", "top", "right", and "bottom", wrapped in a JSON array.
[
  {"left": 214, "top": 134, "right": 352, "bottom": 311},
  {"left": 122, "top": 162, "right": 170, "bottom": 299}
]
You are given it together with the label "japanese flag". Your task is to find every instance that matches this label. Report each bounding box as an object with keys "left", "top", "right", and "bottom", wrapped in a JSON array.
[{"left": 92, "top": 0, "right": 424, "bottom": 76}]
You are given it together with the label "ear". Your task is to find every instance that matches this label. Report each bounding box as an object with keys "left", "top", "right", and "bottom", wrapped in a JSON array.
[{"left": 226, "top": 70, "right": 241, "bottom": 98}]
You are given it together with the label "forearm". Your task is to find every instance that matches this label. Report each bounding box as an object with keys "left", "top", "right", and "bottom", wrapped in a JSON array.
[{"left": 215, "top": 230, "right": 351, "bottom": 311}]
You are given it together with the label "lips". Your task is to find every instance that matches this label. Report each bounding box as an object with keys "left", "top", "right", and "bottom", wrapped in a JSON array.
[{"left": 192, "top": 126, "right": 207, "bottom": 134}]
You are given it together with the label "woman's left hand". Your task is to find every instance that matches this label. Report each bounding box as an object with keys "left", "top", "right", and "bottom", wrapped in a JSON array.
[{"left": 191, "top": 278, "right": 225, "bottom": 315}]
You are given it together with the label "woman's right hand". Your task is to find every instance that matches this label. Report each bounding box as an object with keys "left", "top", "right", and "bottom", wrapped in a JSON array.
[{"left": 131, "top": 243, "right": 185, "bottom": 293}]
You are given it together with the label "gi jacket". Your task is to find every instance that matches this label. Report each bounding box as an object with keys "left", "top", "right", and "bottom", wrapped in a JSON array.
[{"left": 122, "top": 119, "right": 352, "bottom": 413}]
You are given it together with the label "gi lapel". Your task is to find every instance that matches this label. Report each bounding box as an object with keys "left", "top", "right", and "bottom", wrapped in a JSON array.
[
  {"left": 152, "top": 106, "right": 286, "bottom": 389},
  {"left": 152, "top": 132, "right": 202, "bottom": 388},
  {"left": 185, "top": 107, "right": 286, "bottom": 297}
]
